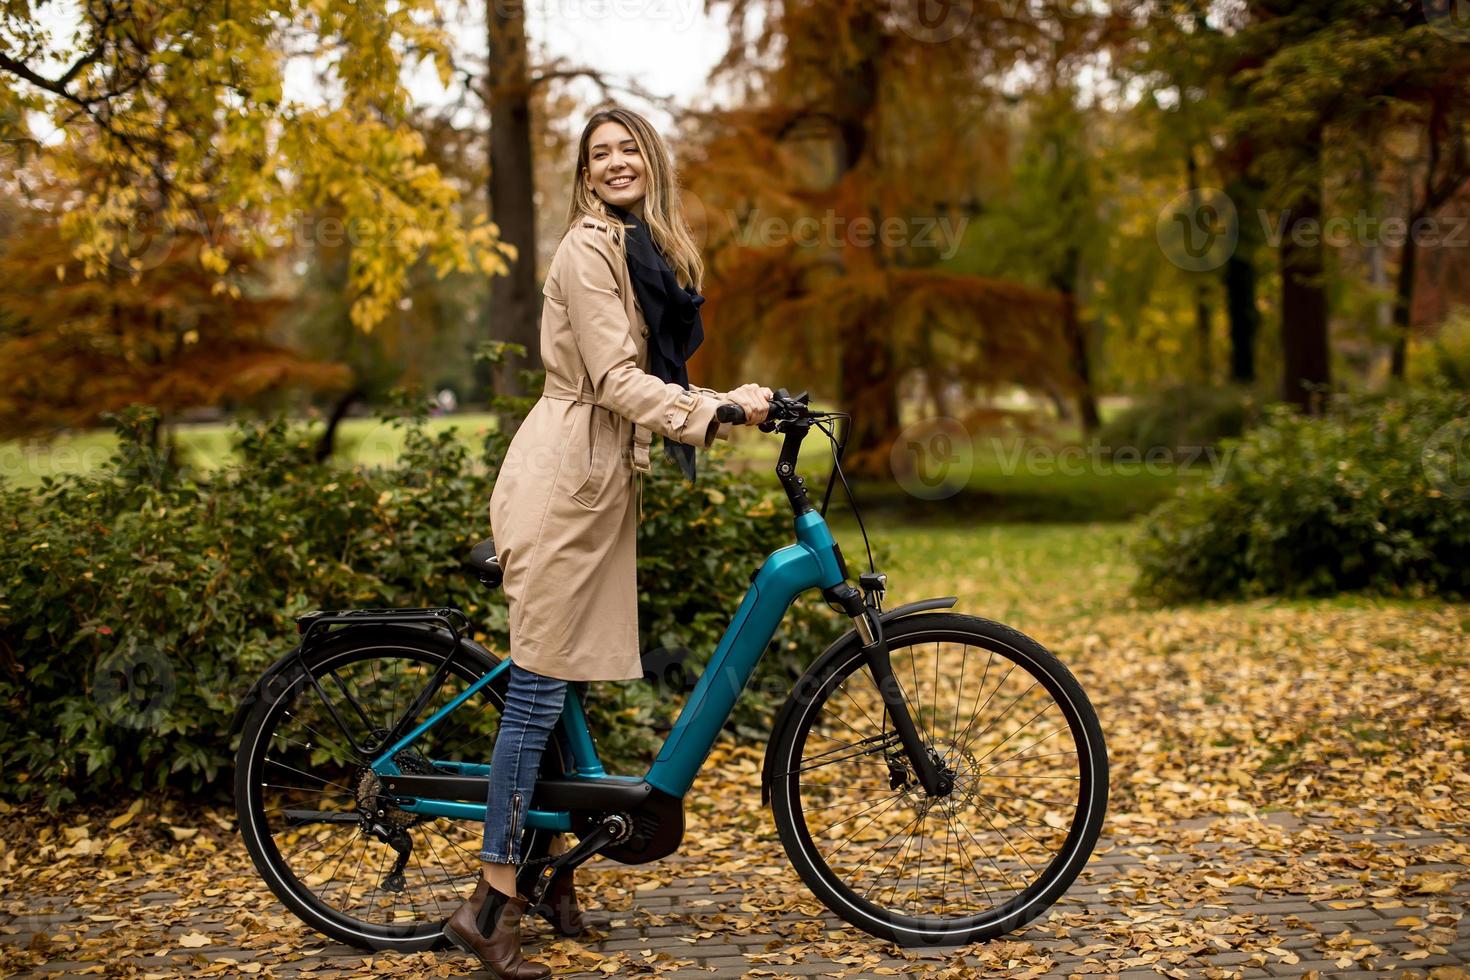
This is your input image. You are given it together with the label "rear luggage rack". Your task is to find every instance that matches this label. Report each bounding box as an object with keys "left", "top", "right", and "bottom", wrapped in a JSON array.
[{"left": 293, "top": 607, "right": 472, "bottom": 648}]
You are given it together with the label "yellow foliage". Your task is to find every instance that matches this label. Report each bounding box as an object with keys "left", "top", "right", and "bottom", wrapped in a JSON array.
[{"left": 3, "top": 0, "right": 513, "bottom": 331}]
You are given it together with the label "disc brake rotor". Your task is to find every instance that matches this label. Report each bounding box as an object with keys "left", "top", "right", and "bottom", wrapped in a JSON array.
[{"left": 898, "top": 741, "right": 979, "bottom": 812}]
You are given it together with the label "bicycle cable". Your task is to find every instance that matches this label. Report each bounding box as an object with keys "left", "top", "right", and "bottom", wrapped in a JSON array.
[{"left": 797, "top": 411, "right": 877, "bottom": 619}]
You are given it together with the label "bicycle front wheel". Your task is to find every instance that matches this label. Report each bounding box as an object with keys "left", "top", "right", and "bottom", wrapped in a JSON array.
[{"left": 768, "top": 612, "right": 1108, "bottom": 947}]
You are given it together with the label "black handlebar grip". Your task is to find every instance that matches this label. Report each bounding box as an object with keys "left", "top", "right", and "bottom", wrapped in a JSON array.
[{"left": 716, "top": 403, "right": 747, "bottom": 424}]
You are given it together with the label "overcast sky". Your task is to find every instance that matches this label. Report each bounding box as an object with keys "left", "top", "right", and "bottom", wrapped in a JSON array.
[
  {"left": 32, "top": 0, "right": 740, "bottom": 139},
  {"left": 374, "top": 0, "right": 740, "bottom": 136}
]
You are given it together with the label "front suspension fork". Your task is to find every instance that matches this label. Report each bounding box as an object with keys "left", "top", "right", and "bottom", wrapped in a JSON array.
[{"left": 827, "top": 583, "right": 952, "bottom": 798}]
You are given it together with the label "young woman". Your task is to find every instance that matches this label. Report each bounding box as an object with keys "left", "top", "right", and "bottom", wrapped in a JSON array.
[{"left": 442, "top": 106, "right": 773, "bottom": 978}]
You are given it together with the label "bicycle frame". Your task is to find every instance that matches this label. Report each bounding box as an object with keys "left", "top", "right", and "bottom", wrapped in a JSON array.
[{"left": 369, "top": 507, "right": 846, "bottom": 831}]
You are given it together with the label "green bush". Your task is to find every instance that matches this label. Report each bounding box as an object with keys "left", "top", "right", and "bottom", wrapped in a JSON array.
[
  {"left": 1132, "top": 389, "right": 1470, "bottom": 602},
  {"left": 1098, "top": 384, "right": 1257, "bottom": 459},
  {"left": 1408, "top": 306, "right": 1470, "bottom": 391},
  {"left": 0, "top": 401, "right": 841, "bottom": 807}
]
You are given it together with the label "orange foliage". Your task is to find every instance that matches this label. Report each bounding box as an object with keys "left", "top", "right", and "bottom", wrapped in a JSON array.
[
  {"left": 0, "top": 204, "right": 348, "bottom": 439},
  {"left": 677, "top": 1, "right": 1088, "bottom": 474}
]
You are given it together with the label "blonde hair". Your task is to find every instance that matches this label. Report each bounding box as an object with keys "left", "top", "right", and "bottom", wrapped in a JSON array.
[{"left": 565, "top": 106, "right": 705, "bottom": 293}]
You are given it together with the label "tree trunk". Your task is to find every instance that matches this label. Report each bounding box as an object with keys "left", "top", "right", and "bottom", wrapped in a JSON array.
[
  {"left": 1224, "top": 251, "right": 1258, "bottom": 383},
  {"left": 483, "top": 0, "right": 540, "bottom": 428},
  {"left": 314, "top": 384, "right": 363, "bottom": 463},
  {"left": 1390, "top": 87, "right": 1468, "bottom": 380},
  {"left": 1044, "top": 378, "right": 1073, "bottom": 422},
  {"left": 1388, "top": 217, "right": 1419, "bottom": 380},
  {"left": 1187, "top": 150, "right": 1213, "bottom": 384},
  {"left": 1195, "top": 286, "right": 1213, "bottom": 384},
  {"left": 825, "top": 10, "right": 897, "bottom": 478},
  {"left": 1218, "top": 140, "right": 1264, "bottom": 385},
  {"left": 1280, "top": 147, "right": 1330, "bottom": 412},
  {"left": 1061, "top": 289, "right": 1101, "bottom": 432},
  {"left": 838, "top": 328, "right": 901, "bottom": 477},
  {"left": 1049, "top": 247, "right": 1100, "bottom": 433},
  {"left": 924, "top": 367, "right": 951, "bottom": 420}
]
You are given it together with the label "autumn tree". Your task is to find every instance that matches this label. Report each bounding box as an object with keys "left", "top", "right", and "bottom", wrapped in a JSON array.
[
  {"left": 1210, "top": 0, "right": 1470, "bottom": 407},
  {"left": 684, "top": 0, "right": 1097, "bottom": 476},
  {"left": 0, "top": 0, "right": 515, "bottom": 332},
  {"left": 1384, "top": 63, "right": 1470, "bottom": 378},
  {"left": 0, "top": 185, "right": 346, "bottom": 439}
]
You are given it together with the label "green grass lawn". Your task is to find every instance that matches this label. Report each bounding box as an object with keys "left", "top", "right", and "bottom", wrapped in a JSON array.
[
  {"left": 2, "top": 409, "right": 1204, "bottom": 521},
  {"left": 731, "top": 429, "right": 1206, "bottom": 522},
  {"left": 824, "top": 516, "right": 1138, "bottom": 631},
  {"left": 0, "top": 413, "right": 503, "bottom": 487}
]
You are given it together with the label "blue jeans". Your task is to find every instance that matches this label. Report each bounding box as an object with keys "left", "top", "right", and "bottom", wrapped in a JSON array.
[{"left": 480, "top": 661, "right": 569, "bottom": 864}]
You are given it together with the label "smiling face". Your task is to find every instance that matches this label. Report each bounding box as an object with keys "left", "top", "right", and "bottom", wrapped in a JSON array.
[{"left": 583, "top": 120, "right": 647, "bottom": 216}]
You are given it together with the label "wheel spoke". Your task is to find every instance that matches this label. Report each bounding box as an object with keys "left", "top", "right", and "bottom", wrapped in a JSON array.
[
  {"left": 263, "top": 758, "right": 354, "bottom": 794},
  {"left": 957, "top": 680, "right": 1040, "bottom": 759}
]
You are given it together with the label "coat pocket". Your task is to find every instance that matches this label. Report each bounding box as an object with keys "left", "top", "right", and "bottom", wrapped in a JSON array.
[{"left": 570, "top": 408, "right": 617, "bottom": 508}]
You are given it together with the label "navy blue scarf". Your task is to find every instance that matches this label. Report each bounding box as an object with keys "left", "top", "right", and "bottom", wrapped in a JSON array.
[{"left": 604, "top": 201, "right": 706, "bottom": 482}]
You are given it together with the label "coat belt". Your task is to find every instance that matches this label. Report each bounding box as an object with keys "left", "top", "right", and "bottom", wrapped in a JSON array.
[{"left": 541, "top": 375, "right": 653, "bottom": 475}]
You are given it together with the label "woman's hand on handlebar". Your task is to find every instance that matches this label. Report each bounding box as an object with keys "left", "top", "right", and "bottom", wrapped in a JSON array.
[{"left": 725, "top": 383, "right": 774, "bottom": 425}]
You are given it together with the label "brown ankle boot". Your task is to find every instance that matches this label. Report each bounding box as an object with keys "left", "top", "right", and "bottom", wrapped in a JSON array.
[
  {"left": 442, "top": 877, "right": 551, "bottom": 980},
  {"left": 534, "top": 867, "right": 609, "bottom": 938}
]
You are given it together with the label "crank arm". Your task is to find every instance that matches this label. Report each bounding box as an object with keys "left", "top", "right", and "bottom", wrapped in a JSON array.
[{"left": 525, "top": 815, "right": 630, "bottom": 908}]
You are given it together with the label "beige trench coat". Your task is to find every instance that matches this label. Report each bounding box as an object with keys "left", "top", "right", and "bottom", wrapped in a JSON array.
[{"left": 488, "top": 215, "right": 733, "bottom": 682}]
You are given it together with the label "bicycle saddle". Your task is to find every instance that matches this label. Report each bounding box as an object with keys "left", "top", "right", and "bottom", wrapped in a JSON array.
[{"left": 463, "top": 538, "right": 503, "bottom": 589}]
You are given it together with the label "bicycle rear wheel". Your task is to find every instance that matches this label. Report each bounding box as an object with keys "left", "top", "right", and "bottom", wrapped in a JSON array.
[
  {"left": 768, "top": 612, "right": 1107, "bottom": 947},
  {"left": 233, "top": 625, "right": 564, "bottom": 951}
]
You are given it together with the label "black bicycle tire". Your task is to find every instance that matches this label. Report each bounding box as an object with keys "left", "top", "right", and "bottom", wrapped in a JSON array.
[
  {"left": 767, "top": 612, "right": 1108, "bottom": 947},
  {"left": 232, "top": 625, "right": 562, "bottom": 951}
]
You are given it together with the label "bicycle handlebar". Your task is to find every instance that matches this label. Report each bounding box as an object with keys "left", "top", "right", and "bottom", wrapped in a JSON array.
[
  {"left": 714, "top": 386, "right": 871, "bottom": 581},
  {"left": 715, "top": 387, "right": 810, "bottom": 428}
]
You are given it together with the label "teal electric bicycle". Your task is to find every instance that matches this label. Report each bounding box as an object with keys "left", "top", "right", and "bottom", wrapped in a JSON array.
[{"left": 232, "top": 389, "right": 1108, "bottom": 950}]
